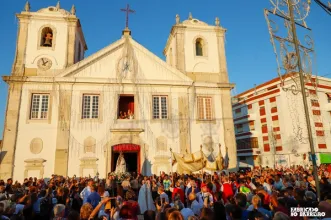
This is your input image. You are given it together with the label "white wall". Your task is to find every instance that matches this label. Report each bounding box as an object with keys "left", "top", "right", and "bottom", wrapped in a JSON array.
[
  {"left": 13, "top": 84, "right": 59, "bottom": 181},
  {"left": 25, "top": 19, "right": 68, "bottom": 70},
  {"left": 184, "top": 30, "right": 220, "bottom": 73}
]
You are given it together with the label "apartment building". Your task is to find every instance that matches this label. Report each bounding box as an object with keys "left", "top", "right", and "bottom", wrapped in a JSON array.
[{"left": 232, "top": 74, "right": 331, "bottom": 168}]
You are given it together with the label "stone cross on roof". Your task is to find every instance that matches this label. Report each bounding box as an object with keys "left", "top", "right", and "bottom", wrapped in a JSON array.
[{"left": 120, "top": 4, "right": 135, "bottom": 29}]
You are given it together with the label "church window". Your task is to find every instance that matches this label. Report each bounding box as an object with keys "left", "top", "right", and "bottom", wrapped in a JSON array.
[
  {"left": 197, "top": 97, "right": 212, "bottom": 120},
  {"left": 118, "top": 95, "right": 135, "bottom": 119},
  {"left": 153, "top": 96, "right": 168, "bottom": 119},
  {"left": 82, "top": 94, "right": 99, "bottom": 119},
  {"left": 30, "top": 94, "right": 49, "bottom": 119},
  {"left": 195, "top": 38, "right": 203, "bottom": 56},
  {"left": 40, "top": 27, "right": 54, "bottom": 47}
]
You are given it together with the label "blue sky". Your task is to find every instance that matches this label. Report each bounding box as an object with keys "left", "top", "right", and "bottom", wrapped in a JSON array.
[{"left": 0, "top": 0, "right": 330, "bottom": 135}]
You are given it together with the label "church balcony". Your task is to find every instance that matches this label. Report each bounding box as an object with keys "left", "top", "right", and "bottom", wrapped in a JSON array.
[
  {"left": 112, "top": 120, "right": 144, "bottom": 131},
  {"left": 118, "top": 95, "right": 135, "bottom": 120}
]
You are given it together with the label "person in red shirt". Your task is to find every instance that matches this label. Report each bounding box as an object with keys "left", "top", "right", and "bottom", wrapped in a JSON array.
[
  {"left": 122, "top": 189, "right": 140, "bottom": 220},
  {"left": 221, "top": 176, "right": 234, "bottom": 204},
  {"left": 327, "top": 164, "right": 331, "bottom": 173},
  {"left": 172, "top": 181, "right": 185, "bottom": 203}
]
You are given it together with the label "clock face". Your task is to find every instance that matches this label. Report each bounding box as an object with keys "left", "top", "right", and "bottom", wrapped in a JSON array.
[
  {"left": 37, "top": 57, "right": 52, "bottom": 71},
  {"left": 117, "top": 56, "right": 133, "bottom": 78}
]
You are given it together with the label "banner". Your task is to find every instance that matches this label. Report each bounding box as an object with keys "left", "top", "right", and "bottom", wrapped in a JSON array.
[
  {"left": 275, "top": 154, "right": 290, "bottom": 168},
  {"left": 172, "top": 147, "right": 225, "bottom": 174}
]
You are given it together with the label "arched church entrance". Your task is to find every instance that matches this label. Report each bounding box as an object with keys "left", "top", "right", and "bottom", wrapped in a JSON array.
[{"left": 111, "top": 144, "right": 140, "bottom": 174}]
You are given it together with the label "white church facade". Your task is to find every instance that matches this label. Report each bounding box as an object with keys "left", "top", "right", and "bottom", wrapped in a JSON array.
[{"left": 0, "top": 3, "right": 237, "bottom": 181}]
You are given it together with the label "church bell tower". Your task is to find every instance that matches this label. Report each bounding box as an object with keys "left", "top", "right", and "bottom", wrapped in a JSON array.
[
  {"left": 0, "top": 2, "right": 88, "bottom": 180},
  {"left": 12, "top": 1, "right": 87, "bottom": 77},
  {"left": 163, "top": 13, "right": 229, "bottom": 84}
]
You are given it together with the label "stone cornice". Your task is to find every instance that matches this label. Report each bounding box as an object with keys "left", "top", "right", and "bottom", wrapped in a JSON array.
[
  {"left": 110, "top": 128, "right": 144, "bottom": 133},
  {"left": 195, "top": 82, "right": 235, "bottom": 89},
  {"left": 2, "top": 76, "right": 193, "bottom": 86},
  {"left": 24, "top": 158, "right": 46, "bottom": 163},
  {"left": 17, "top": 13, "right": 76, "bottom": 22},
  {"left": 2, "top": 75, "right": 234, "bottom": 89},
  {"left": 163, "top": 24, "right": 226, "bottom": 55},
  {"left": 16, "top": 13, "right": 32, "bottom": 20},
  {"left": 215, "top": 27, "right": 227, "bottom": 35},
  {"left": 163, "top": 25, "right": 186, "bottom": 55}
]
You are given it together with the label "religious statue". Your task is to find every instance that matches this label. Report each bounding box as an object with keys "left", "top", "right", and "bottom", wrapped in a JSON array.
[
  {"left": 176, "top": 14, "right": 180, "bottom": 24},
  {"left": 115, "top": 152, "right": 127, "bottom": 173},
  {"left": 223, "top": 146, "right": 229, "bottom": 169},
  {"left": 138, "top": 180, "right": 155, "bottom": 213},
  {"left": 43, "top": 33, "right": 53, "bottom": 47},
  {"left": 215, "top": 17, "right": 220, "bottom": 26}
]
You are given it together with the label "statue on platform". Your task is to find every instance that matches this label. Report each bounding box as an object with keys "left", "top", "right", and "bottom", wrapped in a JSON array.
[{"left": 115, "top": 152, "right": 127, "bottom": 173}]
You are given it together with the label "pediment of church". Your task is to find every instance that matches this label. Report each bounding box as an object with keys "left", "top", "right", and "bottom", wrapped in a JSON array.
[{"left": 58, "top": 36, "right": 193, "bottom": 85}]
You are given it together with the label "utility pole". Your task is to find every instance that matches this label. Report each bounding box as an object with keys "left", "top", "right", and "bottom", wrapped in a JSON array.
[
  {"left": 287, "top": 1, "right": 320, "bottom": 201},
  {"left": 265, "top": 0, "right": 320, "bottom": 200}
]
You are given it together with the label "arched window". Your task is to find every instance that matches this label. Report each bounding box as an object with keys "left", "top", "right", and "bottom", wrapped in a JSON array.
[
  {"left": 40, "top": 27, "right": 53, "bottom": 47},
  {"left": 195, "top": 38, "right": 203, "bottom": 56}
]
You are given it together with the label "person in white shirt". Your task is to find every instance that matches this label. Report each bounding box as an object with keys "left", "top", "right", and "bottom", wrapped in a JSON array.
[
  {"left": 80, "top": 179, "right": 93, "bottom": 204},
  {"left": 246, "top": 177, "right": 256, "bottom": 190}
]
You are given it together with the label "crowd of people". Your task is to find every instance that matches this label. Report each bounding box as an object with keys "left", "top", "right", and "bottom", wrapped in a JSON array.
[{"left": 1, "top": 164, "right": 331, "bottom": 220}]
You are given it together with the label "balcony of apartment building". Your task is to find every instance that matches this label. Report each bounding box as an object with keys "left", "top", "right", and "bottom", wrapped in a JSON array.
[
  {"left": 235, "top": 121, "right": 259, "bottom": 139},
  {"left": 236, "top": 137, "right": 261, "bottom": 156},
  {"left": 233, "top": 106, "right": 257, "bottom": 125}
]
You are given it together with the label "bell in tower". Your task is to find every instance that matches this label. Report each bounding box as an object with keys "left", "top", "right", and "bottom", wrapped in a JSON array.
[{"left": 43, "top": 32, "right": 53, "bottom": 47}]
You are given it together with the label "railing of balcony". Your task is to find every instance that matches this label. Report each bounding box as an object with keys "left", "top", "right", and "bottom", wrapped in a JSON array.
[{"left": 236, "top": 138, "right": 259, "bottom": 150}]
